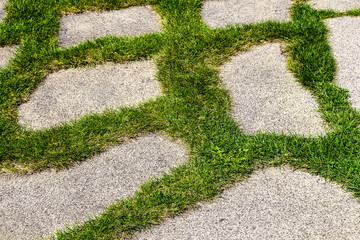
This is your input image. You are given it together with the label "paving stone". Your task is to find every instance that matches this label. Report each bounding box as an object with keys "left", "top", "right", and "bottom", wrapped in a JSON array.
[
  {"left": 310, "top": 0, "right": 360, "bottom": 11},
  {"left": 135, "top": 167, "right": 360, "bottom": 240},
  {"left": 201, "top": 0, "right": 291, "bottom": 28},
  {"left": 0, "top": 134, "right": 188, "bottom": 240},
  {"left": 220, "top": 43, "right": 326, "bottom": 136},
  {"left": 325, "top": 17, "right": 360, "bottom": 111},
  {"left": 58, "top": 6, "right": 161, "bottom": 47},
  {"left": 18, "top": 60, "right": 161, "bottom": 130},
  {"left": 0, "top": 46, "right": 16, "bottom": 68}
]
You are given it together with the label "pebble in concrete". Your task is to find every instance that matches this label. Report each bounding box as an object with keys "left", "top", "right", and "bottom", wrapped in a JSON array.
[
  {"left": 18, "top": 60, "right": 161, "bottom": 130},
  {"left": 310, "top": 0, "right": 360, "bottom": 11},
  {"left": 0, "top": 134, "right": 188, "bottom": 240},
  {"left": 201, "top": 0, "right": 291, "bottom": 28},
  {"left": 220, "top": 43, "right": 325, "bottom": 136},
  {"left": 326, "top": 17, "right": 360, "bottom": 110},
  {"left": 135, "top": 167, "right": 360, "bottom": 240},
  {"left": 59, "top": 6, "right": 161, "bottom": 47}
]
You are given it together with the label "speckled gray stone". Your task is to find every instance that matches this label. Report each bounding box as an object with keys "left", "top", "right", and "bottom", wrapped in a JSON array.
[
  {"left": 326, "top": 17, "right": 360, "bottom": 110},
  {"left": 18, "top": 60, "right": 161, "bottom": 130},
  {"left": 0, "top": 0, "right": 6, "bottom": 22},
  {"left": 220, "top": 43, "right": 326, "bottom": 136},
  {"left": 0, "top": 46, "right": 16, "bottom": 68},
  {"left": 201, "top": 0, "right": 291, "bottom": 28},
  {"left": 59, "top": 6, "right": 161, "bottom": 47},
  {"left": 135, "top": 167, "right": 360, "bottom": 240},
  {"left": 310, "top": 0, "right": 360, "bottom": 11},
  {"left": 0, "top": 134, "right": 188, "bottom": 240}
]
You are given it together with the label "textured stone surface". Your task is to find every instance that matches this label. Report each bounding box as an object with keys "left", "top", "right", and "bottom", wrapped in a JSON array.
[
  {"left": 18, "top": 60, "right": 161, "bottom": 130},
  {"left": 0, "top": 0, "right": 6, "bottom": 22},
  {"left": 326, "top": 17, "right": 360, "bottom": 110},
  {"left": 0, "top": 134, "right": 188, "bottom": 240},
  {"left": 135, "top": 167, "right": 360, "bottom": 240},
  {"left": 310, "top": 0, "right": 360, "bottom": 11},
  {"left": 59, "top": 6, "right": 161, "bottom": 47},
  {"left": 201, "top": 0, "right": 291, "bottom": 28},
  {"left": 220, "top": 43, "right": 325, "bottom": 136},
  {"left": 0, "top": 46, "right": 16, "bottom": 68}
]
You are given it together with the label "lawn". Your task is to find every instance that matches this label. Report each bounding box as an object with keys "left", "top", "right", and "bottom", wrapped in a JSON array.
[{"left": 0, "top": 0, "right": 360, "bottom": 239}]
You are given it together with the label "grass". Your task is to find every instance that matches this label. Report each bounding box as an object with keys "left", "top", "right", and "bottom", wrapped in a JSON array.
[{"left": 0, "top": 0, "right": 360, "bottom": 239}]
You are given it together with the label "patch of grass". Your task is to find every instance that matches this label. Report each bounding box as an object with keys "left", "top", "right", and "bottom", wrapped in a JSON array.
[{"left": 0, "top": 0, "right": 359, "bottom": 239}]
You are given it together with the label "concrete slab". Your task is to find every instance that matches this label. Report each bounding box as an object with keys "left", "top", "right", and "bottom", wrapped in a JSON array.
[
  {"left": 0, "top": 0, "right": 6, "bottom": 22},
  {"left": 0, "top": 46, "right": 16, "bottom": 68},
  {"left": 310, "top": 0, "right": 360, "bottom": 11},
  {"left": 201, "top": 0, "right": 291, "bottom": 28},
  {"left": 58, "top": 6, "right": 161, "bottom": 47},
  {"left": 135, "top": 167, "right": 360, "bottom": 240},
  {"left": 18, "top": 60, "right": 161, "bottom": 130},
  {"left": 220, "top": 43, "right": 326, "bottom": 136},
  {"left": 0, "top": 134, "right": 188, "bottom": 240},
  {"left": 325, "top": 17, "right": 360, "bottom": 111}
]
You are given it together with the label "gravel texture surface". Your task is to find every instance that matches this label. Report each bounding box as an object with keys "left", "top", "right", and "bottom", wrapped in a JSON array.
[
  {"left": 201, "top": 0, "right": 291, "bottom": 28},
  {"left": 310, "top": 0, "right": 360, "bottom": 11},
  {"left": 18, "top": 60, "right": 161, "bottom": 130},
  {"left": 0, "top": 46, "right": 16, "bottom": 68},
  {"left": 220, "top": 43, "right": 326, "bottom": 136},
  {"left": 326, "top": 17, "right": 360, "bottom": 110},
  {"left": 0, "top": 134, "right": 188, "bottom": 240},
  {"left": 135, "top": 167, "right": 360, "bottom": 240},
  {"left": 58, "top": 6, "right": 161, "bottom": 47}
]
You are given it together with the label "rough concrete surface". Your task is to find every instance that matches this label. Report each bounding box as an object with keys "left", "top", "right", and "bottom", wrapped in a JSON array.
[
  {"left": 220, "top": 43, "right": 326, "bottom": 136},
  {"left": 0, "top": 0, "right": 6, "bottom": 22},
  {"left": 135, "top": 167, "right": 360, "bottom": 240},
  {"left": 0, "top": 46, "right": 16, "bottom": 68},
  {"left": 310, "top": 0, "right": 360, "bottom": 11},
  {"left": 0, "top": 134, "right": 188, "bottom": 240},
  {"left": 18, "top": 60, "right": 161, "bottom": 130},
  {"left": 201, "top": 0, "right": 291, "bottom": 28},
  {"left": 59, "top": 6, "right": 161, "bottom": 47},
  {"left": 326, "top": 17, "right": 360, "bottom": 111}
]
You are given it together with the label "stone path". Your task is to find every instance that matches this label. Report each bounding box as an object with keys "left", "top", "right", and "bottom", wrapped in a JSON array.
[
  {"left": 325, "top": 17, "right": 360, "bottom": 110},
  {"left": 201, "top": 0, "right": 291, "bottom": 28},
  {"left": 310, "top": 0, "right": 360, "bottom": 11},
  {"left": 0, "top": 46, "right": 16, "bottom": 68},
  {"left": 0, "top": 134, "right": 187, "bottom": 239},
  {"left": 18, "top": 60, "right": 161, "bottom": 130},
  {"left": 0, "top": 0, "right": 6, "bottom": 22},
  {"left": 58, "top": 6, "right": 161, "bottom": 47},
  {"left": 135, "top": 167, "right": 360, "bottom": 240},
  {"left": 221, "top": 43, "right": 325, "bottom": 136}
]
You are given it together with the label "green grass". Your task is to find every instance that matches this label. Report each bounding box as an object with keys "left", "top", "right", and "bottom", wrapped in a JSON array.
[{"left": 0, "top": 0, "right": 360, "bottom": 239}]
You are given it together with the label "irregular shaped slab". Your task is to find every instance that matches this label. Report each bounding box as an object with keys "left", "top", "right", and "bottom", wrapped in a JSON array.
[
  {"left": 0, "top": 134, "right": 188, "bottom": 239},
  {"left": 310, "top": 0, "right": 360, "bottom": 11},
  {"left": 18, "top": 60, "right": 161, "bottom": 130},
  {"left": 0, "top": 46, "right": 16, "bottom": 68},
  {"left": 326, "top": 17, "right": 360, "bottom": 110},
  {"left": 59, "top": 6, "right": 161, "bottom": 47},
  {"left": 221, "top": 44, "right": 325, "bottom": 135},
  {"left": 201, "top": 0, "right": 291, "bottom": 28},
  {"left": 135, "top": 167, "right": 360, "bottom": 240}
]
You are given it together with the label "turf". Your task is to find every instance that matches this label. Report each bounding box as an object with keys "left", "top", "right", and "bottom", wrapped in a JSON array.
[{"left": 0, "top": 0, "right": 360, "bottom": 239}]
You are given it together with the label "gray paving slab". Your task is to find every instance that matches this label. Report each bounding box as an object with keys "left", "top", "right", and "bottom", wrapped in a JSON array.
[
  {"left": 325, "top": 17, "right": 360, "bottom": 111},
  {"left": 310, "top": 0, "right": 360, "bottom": 11},
  {"left": 0, "top": 134, "right": 188, "bottom": 240},
  {"left": 0, "top": 46, "right": 16, "bottom": 68},
  {"left": 220, "top": 43, "right": 326, "bottom": 136},
  {"left": 201, "top": 0, "right": 291, "bottom": 28},
  {"left": 135, "top": 167, "right": 360, "bottom": 240},
  {"left": 18, "top": 60, "right": 161, "bottom": 130},
  {"left": 58, "top": 6, "right": 161, "bottom": 47}
]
